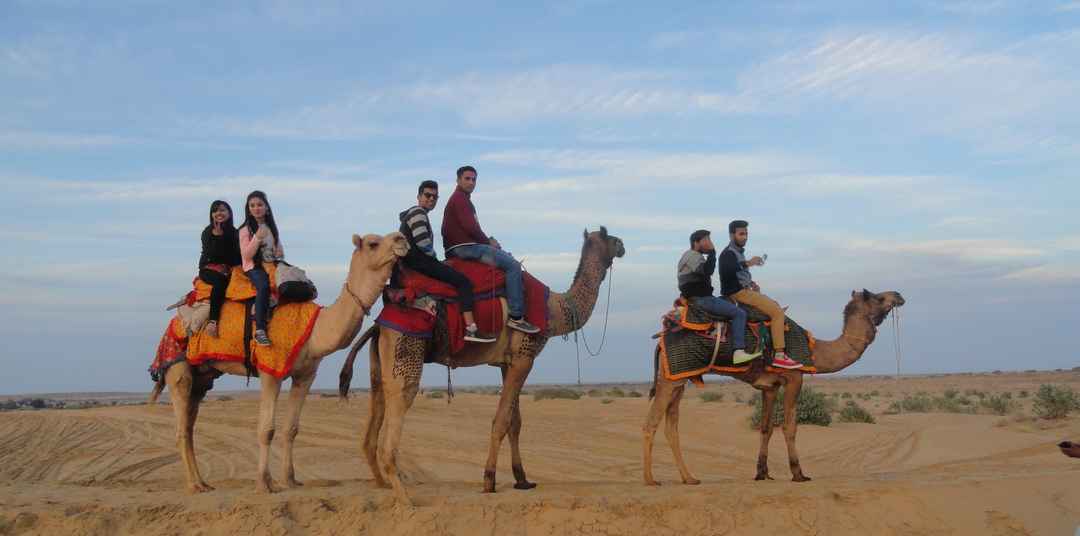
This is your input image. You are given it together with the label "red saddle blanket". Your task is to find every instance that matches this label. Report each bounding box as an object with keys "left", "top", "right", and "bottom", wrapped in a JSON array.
[{"left": 377, "top": 259, "right": 549, "bottom": 354}]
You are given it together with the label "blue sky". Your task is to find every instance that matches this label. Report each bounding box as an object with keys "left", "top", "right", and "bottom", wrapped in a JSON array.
[{"left": 2, "top": 1, "right": 1078, "bottom": 394}]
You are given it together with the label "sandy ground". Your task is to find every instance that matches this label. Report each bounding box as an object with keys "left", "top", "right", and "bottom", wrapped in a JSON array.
[{"left": 1, "top": 372, "right": 1078, "bottom": 535}]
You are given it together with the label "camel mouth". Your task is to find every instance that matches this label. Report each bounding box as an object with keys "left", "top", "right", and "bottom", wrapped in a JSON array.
[{"left": 1060, "top": 441, "right": 1073, "bottom": 448}]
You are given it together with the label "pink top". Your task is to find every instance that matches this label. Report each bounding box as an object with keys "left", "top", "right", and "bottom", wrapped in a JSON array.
[{"left": 238, "top": 225, "right": 284, "bottom": 272}]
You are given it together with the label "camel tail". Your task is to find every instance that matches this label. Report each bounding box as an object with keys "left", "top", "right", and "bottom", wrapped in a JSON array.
[
  {"left": 339, "top": 325, "right": 380, "bottom": 400},
  {"left": 649, "top": 344, "right": 660, "bottom": 400},
  {"left": 147, "top": 378, "right": 165, "bottom": 405}
]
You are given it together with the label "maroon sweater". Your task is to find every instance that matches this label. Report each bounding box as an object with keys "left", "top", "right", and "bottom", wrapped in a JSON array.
[{"left": 441, "top": 187, "right": 490, "bottom": 252}]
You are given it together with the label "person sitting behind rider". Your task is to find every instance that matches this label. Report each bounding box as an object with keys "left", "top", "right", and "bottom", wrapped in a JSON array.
[
  {"left": 198, "top": 200, "right": 241, "bottom": 338},
  {"left": 441, "top": 165, "right": 540, "bottom": 334},
  {"left": 719, "top": 220, "right": 802, "bottom": 369},
  {"left": 398, "top": 180, "right": 496, "bottom": 343},
  {"left": 677, "top": 229, "right": 761, "bottom": 364}
]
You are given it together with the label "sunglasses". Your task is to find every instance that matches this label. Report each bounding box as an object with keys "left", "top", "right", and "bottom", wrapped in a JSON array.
[{"left": 422, "top": 192, "right": 439, "bottom": 199}]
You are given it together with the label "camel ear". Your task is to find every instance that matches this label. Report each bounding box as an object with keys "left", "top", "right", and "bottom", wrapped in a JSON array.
[
  {"left": 600, "top": 226, "right": 608, "bottom": 239},
  {"left": 862, "top": 289, "right": 876, "bottom": 301},
  {"left": 583, "top": 228, "right": 589, "bottom": 241},
  {"left": 852, "top": 290, "right": 858, "bottom": 299},
  {"left": 353, "top": 234, "right": 363, "bottom": 249}
]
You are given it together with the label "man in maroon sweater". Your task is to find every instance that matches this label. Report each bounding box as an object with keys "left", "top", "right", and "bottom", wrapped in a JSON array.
[{"left": 441, "top": 165, "right": 540, "bottom": 334}]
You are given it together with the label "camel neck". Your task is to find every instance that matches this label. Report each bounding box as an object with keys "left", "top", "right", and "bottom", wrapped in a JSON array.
[
  {"left": 304, "top": 272, "right": 384, "bottom": 359},
  {"left": 547, "top": 240, "right": 609, "bottom": 337},
  {"left": 811, "top": 311, "right": 878, "bottom": 374}
]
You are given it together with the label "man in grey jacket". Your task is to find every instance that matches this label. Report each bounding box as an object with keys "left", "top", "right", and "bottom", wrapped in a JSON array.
[{"left": 677, "top": 229, "right": 761, "bottom": 364}]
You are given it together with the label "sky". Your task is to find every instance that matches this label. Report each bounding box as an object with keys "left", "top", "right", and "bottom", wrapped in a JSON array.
[{"left": 2, "top": 1, "right": 1078, "bottom": 395}]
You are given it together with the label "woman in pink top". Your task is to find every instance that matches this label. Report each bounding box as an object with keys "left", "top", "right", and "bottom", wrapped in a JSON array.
[{"left": 238, "top": 190, "right": 284, "bottom": 346}]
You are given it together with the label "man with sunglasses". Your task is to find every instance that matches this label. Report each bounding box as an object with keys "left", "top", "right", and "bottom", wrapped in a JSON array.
[{"left": 398, "top": 180, "right": 495, "bottom": 343}]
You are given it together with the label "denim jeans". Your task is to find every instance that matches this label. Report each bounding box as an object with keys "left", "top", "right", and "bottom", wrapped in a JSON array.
[
  {"left": 245, "top": 266, "right": 271, "bottom": 331},
  {"left": 448, "top": 244, "right": 524, "bottom": 318},
  {"left": 690, "top": 296, "right": 747, "bottom": 350}
]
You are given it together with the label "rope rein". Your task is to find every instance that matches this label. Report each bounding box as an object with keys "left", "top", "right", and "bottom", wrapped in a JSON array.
[
  {"left": 892, "top": 305, "right": 903, "bottom": 412},
  {"left": 565, "top": 262, "right": 615, "bottom": 384}
]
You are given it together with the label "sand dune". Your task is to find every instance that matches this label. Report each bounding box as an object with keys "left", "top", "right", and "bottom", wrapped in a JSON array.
[{"left": 1, "top": 373, "right": 1078, "bottom": 535}]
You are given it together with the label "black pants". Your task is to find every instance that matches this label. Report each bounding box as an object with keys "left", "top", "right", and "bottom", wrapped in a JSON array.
[
  {"left": 199, "top": 268, "right": 230, "bottom": 322},
  {"left": 401, "top": 251, "right": 475, "bottom": 312}
]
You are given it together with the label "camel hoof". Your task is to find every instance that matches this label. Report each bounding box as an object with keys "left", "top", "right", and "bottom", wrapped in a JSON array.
[
  {"left": 255, "top": 478, "right": 279, "bottom": 494},
  {"left": 189, "top": 482, "right": 214, "bottom": 494},
  {"left": 754, "top": 474, "right": 774, "bottom": 481},
  {"left": 793, "top": 475, "right": 812, "bottom": 482},
  {"left": 682, "top": 478, "right": 701, "bottom": 486},
  {"left": 645, "top": 480, "right": 661, "bottom": 487},
  {"left": 286, "top": 478, "right": 304, "bottom": 489},
  {"left": 513, "top": 481, "right": 537, "bottom": 490}
]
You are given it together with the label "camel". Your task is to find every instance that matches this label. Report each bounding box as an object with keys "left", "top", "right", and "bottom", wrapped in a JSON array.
[
  {"left": 643, "top": 289, "right": 906, "bottom": 485},
  {"left": 338, "top": 227, "right": 625, "bottom": 504},
  {"left": 150, "top": 232, "right": 408, "bottom": 494}
]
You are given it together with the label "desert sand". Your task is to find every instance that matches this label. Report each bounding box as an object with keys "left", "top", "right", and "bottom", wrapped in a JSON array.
[{"left": 1, "top": 371, "right": 1078, "bottom": 535}]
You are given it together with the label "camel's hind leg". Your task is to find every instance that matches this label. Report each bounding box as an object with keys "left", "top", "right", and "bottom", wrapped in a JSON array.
[
  {"left": 504, "top": 367, "right": 535, "bottom": 490},
  {"left": 782, "top": 374, "right": 810, "bottom": 482},
  {"left": 364, "top": 342, "right": 389, "bottom": 489},
  {"left": 755, "top": 388, "right": 779, "bottom": 481},
  {"left": 255, "top": 372, "right": 283, "bottom": 493},
  {"left": 664, "top": 384, "right": 699, "bottom": 485},
  {"left": 642, "top": 374, "right": 680, "bottom": 486},
  {"left": 281, "top": 371, "right": 316, "bottom": 488},
  {"left": 165, "top": 362, "right": 211, "bottom": 493},
  {"left": 377, "top": 333, "right": 424, "bottom": 505},
  {"left": 482, "top": 355, "right": 535, "bottom": 493}
]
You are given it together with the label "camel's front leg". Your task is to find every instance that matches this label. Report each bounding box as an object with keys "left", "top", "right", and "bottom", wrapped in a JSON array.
[
  {"left": 281, "top": 372, "right": 316, "bottom": 488},
  {"left": 483, "top": 357, "right": 534, "bottom": 493},
  {"left": 642, "top": 376, "right": 676, "bottom": 486},
  {"left": 186, "top": 381, "right": 213, "bottom": 491},
  {"left": 664, "top": 384, "right": 699, "bottom": 485},
  {"left": 255, "top": 372, "right": 283, "bottom": 493},
  {"left": 503, "top": 367, "right": 535, "bottom": 490},
  {"left": 378, "top": 334, "right": 424, "bottom": 505},
  {"left": 364, "top": 344, "right": 389, "bottom": 489},
  {"left": 782, "top": 375, "right": 810, "bottom": 482},
  {"left": 755, "top": 389, "right": 778, "bottom": 481},
  {"left": 166, "top": 363, "right": 212, "bottom": 493}
]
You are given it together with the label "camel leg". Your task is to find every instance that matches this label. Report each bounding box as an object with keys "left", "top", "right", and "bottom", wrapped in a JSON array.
[
  {"left": 187, "top": 374, "right": 213, "bottom": 491},
  {"left": 364, "top": 344, "right": 390, "bottom": 489},
  {"left": 166, "top": 363, "right": 211, "bottom": 493},
  {"left": 755, "top": 389, "right": 778, "bottom": 481},
  {"left": 483, "top": 357, "right": 535, "bottom": 493},
  {"left": 377, "top": 334, "right": 423, "bottom": 505},
  {"left": 502, "top": 367, "right": 536, "bottom": 490},
  {"left": 255, "top": 372, "right": 283, "bottom": 493},
  {"left": 642, "top": 376, "right": 678, "bottom": 486},
  {"left": 664, "top": 384, "right": 700, "bottom": 485},
  {"left": 281, "top": 372, "right": 315, "bottom": 488},
  {"left": 782, "top": 375, "right": 811, "bottom": 482}
]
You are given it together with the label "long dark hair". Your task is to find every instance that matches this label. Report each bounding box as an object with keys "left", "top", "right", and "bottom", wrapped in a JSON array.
[
  {"left": 241, "top": 190, "right": 280, "bottom": 246},
  {"left": 205, "top": 200, "right": 236, "bottom": 234}
]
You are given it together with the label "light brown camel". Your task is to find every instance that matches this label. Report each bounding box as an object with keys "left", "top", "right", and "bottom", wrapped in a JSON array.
[
  {"left": 643, "top": 289, "right": 906, "bottom": 485},
  {"left": 150, "top": 232, "right": 408, "bottom": 494},
  {"left": 339, "top": 227, "right": 625, "bottom": 504}
]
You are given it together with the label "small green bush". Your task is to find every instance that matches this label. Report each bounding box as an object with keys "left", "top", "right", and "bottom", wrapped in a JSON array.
[
  {"left": 427, "top": 390, "right": 445, "bottom": 399},
  {"left": 934, "top": 396, "right": 975, "bottom": 414},
  {"left": 749, "top": 387, "right": 832, "bottom": 428},
  {"left": 533, "top": 388, "right": 582, "bottom": 401},
  {"left": 607, "top": 388, "right": 627, "bottom": 398},
  {"left": 628, "top": 391, "right": 643, "bottom": 398},
  {"left": 217, "top": 396, "right": 234, "bottom": 402},
  {"left": 601, "top": 398, "right": 614, "bottom": 404},
  {"left": 943, "top": 388, "right": 959, "bottom": 400},
  {"left": 699, "top": 392, "right": 724, "bottom": 403},
  {"left": 1032, "top": 384, "right": 1077, "bottom": 419},
  {"left": 886, "top": 393, "right": 934, "bottom": 414},
  {"left": 587, "top": 389, "right": 604, "bottom": 397},
  {"left": 841, "top": 392, "right": 852, "bottom": 399},
  {"left": 838, "top": 401, "right": 876, "bottom": 424},
  {"left": 1019, "top": 390, "right": 1029, "bottom": 398},
  {"left": 869, "top": 390, "right": 880, "bottom": 397},
  {"left": 980, "top": 393, "right": 1017, "bottom": 416}
]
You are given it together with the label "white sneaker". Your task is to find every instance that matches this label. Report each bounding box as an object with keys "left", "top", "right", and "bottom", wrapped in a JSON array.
[{"left": 732, "top": 349, "right": 762, "bottom": 364}]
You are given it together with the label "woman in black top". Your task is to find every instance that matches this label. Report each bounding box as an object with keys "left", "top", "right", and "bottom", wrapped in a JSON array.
[{"left": 199, "top": 200, "right": 241, "bottom": 338}]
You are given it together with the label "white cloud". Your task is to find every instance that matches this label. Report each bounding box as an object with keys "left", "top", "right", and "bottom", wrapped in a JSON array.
[
  {"left": 1056, "top": 1, "right": 1080, "bottom": 11},
  {"left": 1000, "top": 264, "right": 1080, "bottom": 282},
  {"left": 0, "top": 130, "right": 136, "bottom": 150},
  {"left": 842, "top": 238, "right": 1043, "bottom": 262}
]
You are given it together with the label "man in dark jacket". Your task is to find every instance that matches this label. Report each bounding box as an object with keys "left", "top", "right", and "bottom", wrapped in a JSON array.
[
  {"left": 719, "top": 220, "right": 802, "bottom": 369},
  {"left": 441, "top": 166, "right": 540, "bottom": 334},
  {"left": 398, "top": 180, "right": 494, "bottom": 343},
  {"left": 677, "top": 229, "right": 760, "bottom": 364}
]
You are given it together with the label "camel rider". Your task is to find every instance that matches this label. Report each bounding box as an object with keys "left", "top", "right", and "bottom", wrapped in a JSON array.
[
  {"left": 719, "top": 220, "right": 803, "bottom": 369},
  {"left": 678, "top": 230, "right": 761, "bottom": 364},
  {"left": 398, "top": 180, "right": 496, "bottom": 343},
  {"left": 441, "top": 165, "right": 541, "bottom": 334}
]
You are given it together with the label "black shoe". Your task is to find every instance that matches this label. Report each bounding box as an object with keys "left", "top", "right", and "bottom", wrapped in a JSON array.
[{"left": 507, "top": 317, "right": 541, "bottom": 334}]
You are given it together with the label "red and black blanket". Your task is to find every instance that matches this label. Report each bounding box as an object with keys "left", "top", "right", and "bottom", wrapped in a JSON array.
[{"left": 375, "top": 258, "right": 549, "bottom": 354}]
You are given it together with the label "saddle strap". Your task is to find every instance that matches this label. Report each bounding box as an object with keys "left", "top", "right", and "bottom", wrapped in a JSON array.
[{"left": 707, "top": 321, "right": 722, "bottom": 369}]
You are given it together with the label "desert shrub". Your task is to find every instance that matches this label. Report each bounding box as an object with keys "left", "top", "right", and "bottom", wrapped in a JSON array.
[
  {"left": 933, "top": 396, "right": 975, "bottom": 414},
  {"left": 733, "top": 394, "right": 744, "bottom": 403},
  {"left": 886, "top": 393, "right": 934, "bottom": 414},
  {"left": 587, "top": 389, "right": 604, "bottom": 397},
  {"left": 427, "top": 390, "right": 446, "bottom": 399},
  {"left": 841, "top": 392, "right": 852, "bottom": 399},
  {"left": 601, "top": 399, "right": 614, "bottom": 405},
  {"left": 0, "top": 400, "right": 16, "bottom": 411},
  {"left": 749, "top": 387, "right": 832, "bottom": 428},
  {"left": 1032, "top": 384, "right": 1078, "bottom": 419},
  {"left": 838, "top": 401, "right": 876, "bottom": 424},
  {"left": 1001, "top": 391, "right": 1012, "bottom": 399},
  {"left": 29, "top": 398, "right": 46, "bottom": 409},
  {"left": 607, "top": 388, "right": 627, "bottom": 398},
  {"left": 629, "top": 391, "right": 643, "bottom": 398},
  {"left": 533, "top": 388, "right": 581, "bottom": 401},
  {"left": 870, "top": 390, "right": 880, "bottom": 397},
  {"left": 699, "top": 392, "right": 724, "bottom": 403},
  {"left": 980, "top": 393, "right": 1018, "bottom": 416},
  {"left": 1019, "top": 390, "right": 1029, "bottom": 398},
  {"left": 943, "top": 388, "right": 959, "bottom": 399}
]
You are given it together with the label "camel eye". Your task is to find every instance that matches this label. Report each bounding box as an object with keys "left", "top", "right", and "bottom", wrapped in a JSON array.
[{"left": 368, "top": 241, "right": 379, "bottom": 250}]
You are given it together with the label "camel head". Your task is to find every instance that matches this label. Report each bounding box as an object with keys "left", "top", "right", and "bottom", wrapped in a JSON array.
[
  {"left": 583, "top": 226, "right": 626, "bottom": 267},
  {"left": 349, "top": 232, "right": 409, "bottom": 284},
  {"left": 846, "top": 289, "right": 906, "bottom": 326}
]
